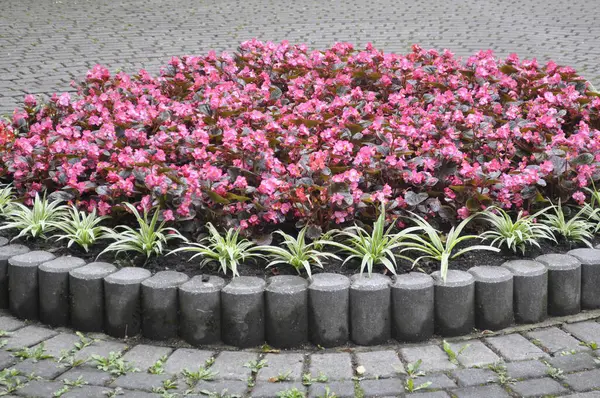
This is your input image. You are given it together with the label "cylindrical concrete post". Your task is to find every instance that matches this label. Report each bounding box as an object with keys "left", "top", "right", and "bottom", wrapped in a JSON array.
[
  {"left": 469, "top": 266, "right": 513, "bottom": 330},
  {"left": 432, "top": 270, "right": 475, "bottom": 337},
  {"left": 308, "top": 273, "right": 350, "bottom": 347},
  {"left": 350, "top": 273, "right": 391, "bottom": 345},
  {"left": 141, "top": 271, "right": 189, "bottom": 340},
  {"left": 501, "top": 260, "right": 547, "bottom": 324},
  {"left": 221, "top": 276, "right": 266, "bottom": 348},
  {"left": 8, "top": 251, "right": 56, "bottom": 320},
  {"left": 391, "top": 272, "right": 434, "bottom": 342},
  {"left": 70, "top": 262, "right": 117, "bottom": 332},
  {"left": 265, "top": 275, "right": 308, "bottom": 348},
  {"left": 0, "top": 244, "right": 30, "bottom": 309},
  {"left": 104, "top": 267, "right": 151, "bottom": 338},
  {"left": 179, "top": 275, "right": 225, "bottom": 346},
  {"left": 536, "top": 254, "right": 581, "bottom": 316},
  {"left": 38, "top": 256, "right": 86, "bottom": 327},
  {"left": 567, "top": 248, "right": 600, "bottom": 309}
]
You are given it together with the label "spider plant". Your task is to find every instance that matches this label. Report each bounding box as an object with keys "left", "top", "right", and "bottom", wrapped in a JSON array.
[
  {"left": 0, "top": 184, "right": 15, "bottom": 216},
  {"left": 99, "top": 203, "right": 186, "bottom": 262},
  {"left": 319, "top": 203, "right": 418, "bottom": 277},
  {"left": 400, "top": 213, "right": 500, "bottom": 282},
  {"left": 51, "top": 205, "right": 113, "bottom": 252},
  {"left": 583, "top": 186, "right": 600, "bottom": 233},
  {"left": 0, "top": 193, "right": 68, "bottom": 240},
  {"left": 255, "top": 225, "right": 340, "bottom": 278},
  {"left": 481, "top": 206, "right": 556, "bottom": 254},
  {"left": 169, "top": 223, "right": 261, "bottom": 277},
  {"left": 541, "top": 201, "right": 595, "bottom": 247}
]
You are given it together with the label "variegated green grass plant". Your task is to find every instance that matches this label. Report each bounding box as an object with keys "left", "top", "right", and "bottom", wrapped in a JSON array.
[
  {"left": 541, "top": 201, "right": 595, "bottom": 247},
  {"left": 51, "top": 205, "right": 113, "bottom": 252},
  {"left": 99, "top": 203, "right": 186, "bottom": 262},
  {"left": 0, "top": 193, "right": 68, "bottom": 240},
  {"left": 400, "top": 212, "right": 500, "bottom": 282},
  {"left": 169, "top": 222, "right": 261, "bottom": 277},
  {"left": 255, "top": 225, "right": 340, "bottom": 278},
  {"left": 481, "top": 206, "right": 555, "bottom": 254}
]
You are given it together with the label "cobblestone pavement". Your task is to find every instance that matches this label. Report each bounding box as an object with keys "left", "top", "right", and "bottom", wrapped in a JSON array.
[
  {"left": 1, "top": 0, "right": 599, "bottom": 115},
  {"left": 1, "top": 310, "right": 600, "bottom": 397}
]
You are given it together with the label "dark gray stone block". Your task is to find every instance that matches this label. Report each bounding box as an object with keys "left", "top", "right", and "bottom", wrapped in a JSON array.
[
  {"left": 141, "top": 270, "right": 188, "bottom": 340},
  {"left": 432, "top": 270, "right": 475, "bottom": 336},
  {"left": 0, "top": 244, "right": 29, "bottom": 309},
  {"left": 8, "top": 250, "right": 55, "bottom": 320},
  {"left": 179, "top": 275, "right": 225, "bottom": 345},
  {"left": 501, "top": 260, "right": 547, "bottom": 324},
  {"left": 350, "top": 273, "right": 391, "bottom": 345},
  {"left": 38, "top": 256, "right": 85, "bottom": 327},
  {"left": 221, "top": 276, "right": 266, "bottom": 348},
  {"left": 468, "top": 266, "right": 513, "bottom": 330},
  {"left": 391, "top": 272, "right": 434, "bottom": 342},
  {"left": 265, "top": 275, "right": 308, "bottom": 348},
  {"left": 568, "top": 248, "right": 600, "bottom": 309},
  {"left": 308, "top": 273, "right": 350, "bottom": 347},
  {"left": 69, "top": 262, "right": 117, "bottom": 332},
  {"left": 104, "top": 267, "right": 151, "bottom": 338},
  {"left": 536, "top": 254, "right": 581, "bottom": 316}
]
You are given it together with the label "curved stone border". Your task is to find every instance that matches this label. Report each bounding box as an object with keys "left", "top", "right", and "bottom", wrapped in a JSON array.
[{"left": 0, "top": 238, "right": 599, "bottom": 348}]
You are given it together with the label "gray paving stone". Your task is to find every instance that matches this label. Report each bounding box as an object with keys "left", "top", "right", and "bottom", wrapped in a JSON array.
[
  {"left": 163, "top": 348, "right": 214, "bottom": 375},
  {"left": 0, "top": 350, "right": 17, "bottom": 370},
  {"left": 421, "top": 373, "right": 456, "bottom": 389},
  {"left": 399, "top": 345, "right": 456, "bottom": 372},
  {"left": 61, "top": 385, "right": 110, "bottom": 398},
  {"left": 308, "top": 381, "right": 355, "bottom": 398},
  {"left": 356, "top": 350, "right": 403, "bottom": 378},
  {"left": 451, "top": 384, "right": 511, "bottom": 398},
  {"left": 115, "top": 390, "right": 156, "bottom": 398},
  {"left": 195, "top": 380, "right": 248, "bottom": 395},
  {"left": 308, "top": 353, "right": 353, "bottom": 381},
  {"left": 563, "top": 392, "right": 600, "bottom": 398},
  {"left": 74, "top": 341, "right": 128, "bottom": 364},
  {"left": 14, "top": 380, "right": 63, "bottom": 397},
  {"left": 256, "top": 353, "right": 304, "bottom": 382},
  {"left": 452, "top": 368, "right": 498, "bottom": 387},
  {"left": 565, "top": 369, "right": 600, "bottom": 391},
  {"left": 511, "top": 377, "right": 568, "bottom": 397},
  {"left": 31, "top": 333, "right": 80, "bottom": 358},
  {"left": 121, "top": 344, "right": 173, "bottom": 371},
  {"left": 251, "top": 382, "right": 306, "bottom": 397},
  {"left": 564, "top": 321, "right": 600, "bottom": 344},
  {"left": 407, "top": 392, "right": 451, "bottom": 398},
  {"left": 448, "top": 340, "right": 500, "bottom": 367},
  {"left": 210, "top": 351, "right": 257, "bottom": 380},
  {"left": 59, "top": 367, "right": 113, "bottom": 386},
  {"left": 505, "top": 360, "right": 548, "bottom": 379},
  {"left": 527, "top": 327, "right": 590, "bottom": 354},
  {"left": 4, "top": 326, "right": 58, "bottom": 350},
  {"left": 360, "top": 378, "right": 405, "bottom": 396},
  {"left": 111, "top": 372, "right": 180, "bottom": 392},
  {"left": 546, "top": 352, "right": 597, "bottom": 373},
  {"left": 485, "top": 334, "right": 549, "bottom": 361},
  {"left": 0, "top": 316, "right": 25, "bottom": 332},
  {"left": 14, "top": 358, "right": 68, "bottom": 379}
]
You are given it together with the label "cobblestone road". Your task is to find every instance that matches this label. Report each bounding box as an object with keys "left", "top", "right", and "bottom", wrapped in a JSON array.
[
  {"left": 0, "top": 0, "right": 599, "bottom": 115},
  {"left": 1, "top": 310, "right": 600, "bottom": 397}
]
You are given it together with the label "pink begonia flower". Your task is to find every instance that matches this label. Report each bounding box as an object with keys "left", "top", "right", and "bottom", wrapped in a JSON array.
[
  {"left": 457, "top": 207, "right": 470, "bottom": 219},
  {"left": 58, "top": 93, "right": 71, "bottom": 107},
  {"left": 572, "top": 191, "right": 586, "bottom": 205},
  {"left": 162, "top": 209, "right": 175, "bottom": 221}
]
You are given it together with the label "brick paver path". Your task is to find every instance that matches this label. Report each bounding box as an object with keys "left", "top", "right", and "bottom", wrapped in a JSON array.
[
  {"left": 1, "top": 0, "right": 599, "bottom": 115},
  {"left": 1, "top": 310, "right": 600, "bottom": 397}
]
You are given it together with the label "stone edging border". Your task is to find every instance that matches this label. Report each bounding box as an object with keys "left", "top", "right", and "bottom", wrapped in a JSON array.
[{"left": 1, "top": 235, "right": 600, "bottom": 349}]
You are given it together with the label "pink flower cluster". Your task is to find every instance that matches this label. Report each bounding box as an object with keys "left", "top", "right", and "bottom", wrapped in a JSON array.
[{"left": 1, "top": 41, "right": 599, "bottom": 229}]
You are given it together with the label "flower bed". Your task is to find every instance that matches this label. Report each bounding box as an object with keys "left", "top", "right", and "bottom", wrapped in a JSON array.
[{"left": 1, "top": 40, "right": 599, "bottom": 232}]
